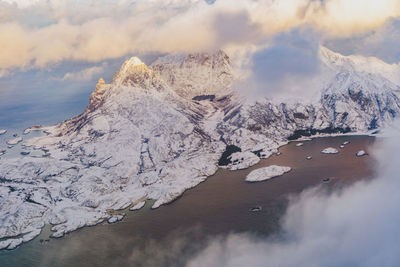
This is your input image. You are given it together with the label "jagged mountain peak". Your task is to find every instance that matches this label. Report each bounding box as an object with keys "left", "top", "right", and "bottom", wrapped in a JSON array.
[
  {"left": 112, "top": 56, "right": 149, "bottom": 85},
  {"left": 151, "top": 49, "right": 234, "bottom": 99},
  {"left": 319, "top": 45, "right": 400, "bottom": 86},
  {"left": 122, "top": 56, "right": 145, "bottom": 67},
  {"left": 151, "top": 49, "right": 230, "bottom": 67},
  {"left": 97, "top": 77, "right": 106, "bottom": 85}
]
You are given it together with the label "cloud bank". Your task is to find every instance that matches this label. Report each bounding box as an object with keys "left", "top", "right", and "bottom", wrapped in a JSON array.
[
  {"left": 1, "top": 0, "right": 400, "bottom": 73},
  {"left": 59, "top": 62, "right": 107, "bottom": 82},
  {"left": 187, "top": 131, "right": 400, "bottom": 267}
]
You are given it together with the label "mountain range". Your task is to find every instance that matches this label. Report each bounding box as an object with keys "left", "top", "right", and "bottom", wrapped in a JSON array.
[{"left": 1, "top": 46, "right": 400, "bottom": 250}]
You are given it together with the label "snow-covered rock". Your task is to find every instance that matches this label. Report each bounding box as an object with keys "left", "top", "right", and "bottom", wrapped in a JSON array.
[
  {"left": 0, "top": 129, "right": 6, "bottom": 135},
  {"left": 130, "top": 201, "right": 146, "bottom": 211},
  {"left": 246, "top": 165, "right": 291, "bottom": 182},
  {"left": 356, "top": 150, "right": 367, "bottom": 157},
  {"left": 108, "top": 214, "right": 125, "bottom": 224},
  {"left": 321, "top": 147, "right": 339, "bottom": 154},
  {"left": 6, "top": 137, "right": 23, "bottom": 145},
  {"left": 306, "top": 156, "right": 312, "bottom": 160},
  {"left": 296, "top": 143, "right": 304, "bottom": 147},
  {"left": 225, "top": 151, "right": 260, "bottom": 170},
  {"left": 23, "top": 125, "right": 43, "bottom": 135}
]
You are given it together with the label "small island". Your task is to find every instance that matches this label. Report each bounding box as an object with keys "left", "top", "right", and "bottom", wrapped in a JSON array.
[{"left": 246, "top": 165, "right": 292, "bottom": 182}]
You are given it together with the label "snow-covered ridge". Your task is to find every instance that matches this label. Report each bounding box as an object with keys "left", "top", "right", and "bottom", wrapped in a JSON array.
[{"left": 1, "top": 47, "right": 400, "bottom": 250}]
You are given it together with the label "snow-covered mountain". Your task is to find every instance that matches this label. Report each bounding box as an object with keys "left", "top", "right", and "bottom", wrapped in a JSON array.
[{"left": 1, "top": 47, "right": 400, "bottom": 250}]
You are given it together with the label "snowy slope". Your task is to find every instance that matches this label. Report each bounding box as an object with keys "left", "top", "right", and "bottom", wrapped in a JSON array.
[{"left": 1, "top": 47, "right": 400, "bottom": 250}]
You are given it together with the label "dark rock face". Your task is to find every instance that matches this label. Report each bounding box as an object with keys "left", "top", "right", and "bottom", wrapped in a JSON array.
[
  {"left": 218, "top": 145, "right": 241, "bottom": 166},
  {"left": 288, "top": 127, "right": 352, "bottom": 140},
  {"left": 192, "top": 95, "right": 216, "bottom": 101}
]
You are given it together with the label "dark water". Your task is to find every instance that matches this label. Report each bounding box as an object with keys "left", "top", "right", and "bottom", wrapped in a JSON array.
[{"left": 0, "top": 135, "right": 376, "bottom": 267}]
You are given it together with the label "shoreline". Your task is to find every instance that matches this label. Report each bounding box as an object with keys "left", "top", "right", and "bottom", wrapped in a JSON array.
[
  {"left": 0, "top": 134, "right": 376, "bottom": 266},
  {"left": 0, "top": 133, "right": 374, "bottom": 251}
]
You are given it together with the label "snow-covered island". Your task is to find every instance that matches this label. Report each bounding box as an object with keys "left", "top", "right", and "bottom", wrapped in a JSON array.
[
  {"left": 6, "top": 137, "right": 23, "bottom": 145},
  {"left": 321, "top": 147, "right": 339, "bottom": 154},
  {"left": 356, "top": 150, "right": 367, "bottom": 157},
  {"left": 1, "top": 47, "right": 400, "bottom": 250},
  {"left": 246, "top": 165, "right": 292, "bottom": 182}
]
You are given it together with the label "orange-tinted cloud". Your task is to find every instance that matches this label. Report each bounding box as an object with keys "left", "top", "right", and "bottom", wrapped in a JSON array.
[{"left": 0, "top": 0, "right": 399, "bottom": 72}]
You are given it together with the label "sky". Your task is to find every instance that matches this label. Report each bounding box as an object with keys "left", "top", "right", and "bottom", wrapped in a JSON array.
[
  {"left": 1, "top": 0, "right": 400, "bottom": 128},
  {"left": 1, "top": 0, "right": 400, "bottom": 72}
]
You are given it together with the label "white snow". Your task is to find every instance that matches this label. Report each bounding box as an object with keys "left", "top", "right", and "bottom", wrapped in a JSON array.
[
  {"left": 6, "top": 137, "right": 23, "bottom": 145},
  {"left": 321, "top": 147, "right": 339, "bottom": 154},
  {"left": 246, "top": 165, "right": 291, "bottom": 182}
]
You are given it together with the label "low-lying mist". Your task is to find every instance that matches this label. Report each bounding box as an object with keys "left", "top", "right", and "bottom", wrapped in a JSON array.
[{"left": 187, "top": 131, "right": 400, "bottom": 267}]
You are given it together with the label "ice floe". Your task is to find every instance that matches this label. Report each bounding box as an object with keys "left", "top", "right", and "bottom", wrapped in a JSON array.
[
  {"left": 6, "top": 137, "right": 23, "bottom": 145},
  {"left": 321, "top": 147, "right": 339, "bottom": 154},
  {"left": 250, "top": 206, "right": 262, "bottom": 212}
]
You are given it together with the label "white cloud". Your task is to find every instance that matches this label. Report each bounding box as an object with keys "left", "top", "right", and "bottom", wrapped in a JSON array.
[
  {"left": 0, "top": 0, "right": 399, "bottom": 73},
  {"left": 58, "top": 63, "right": 107, "bottom": 82},
  {"left": 187, "top": 127, "right": 400, "bottom": 267}
]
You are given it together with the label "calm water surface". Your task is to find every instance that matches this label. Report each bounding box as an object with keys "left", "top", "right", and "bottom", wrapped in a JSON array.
[{"left": 0, "top": 135, "right": 376, "bottom": 267}]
